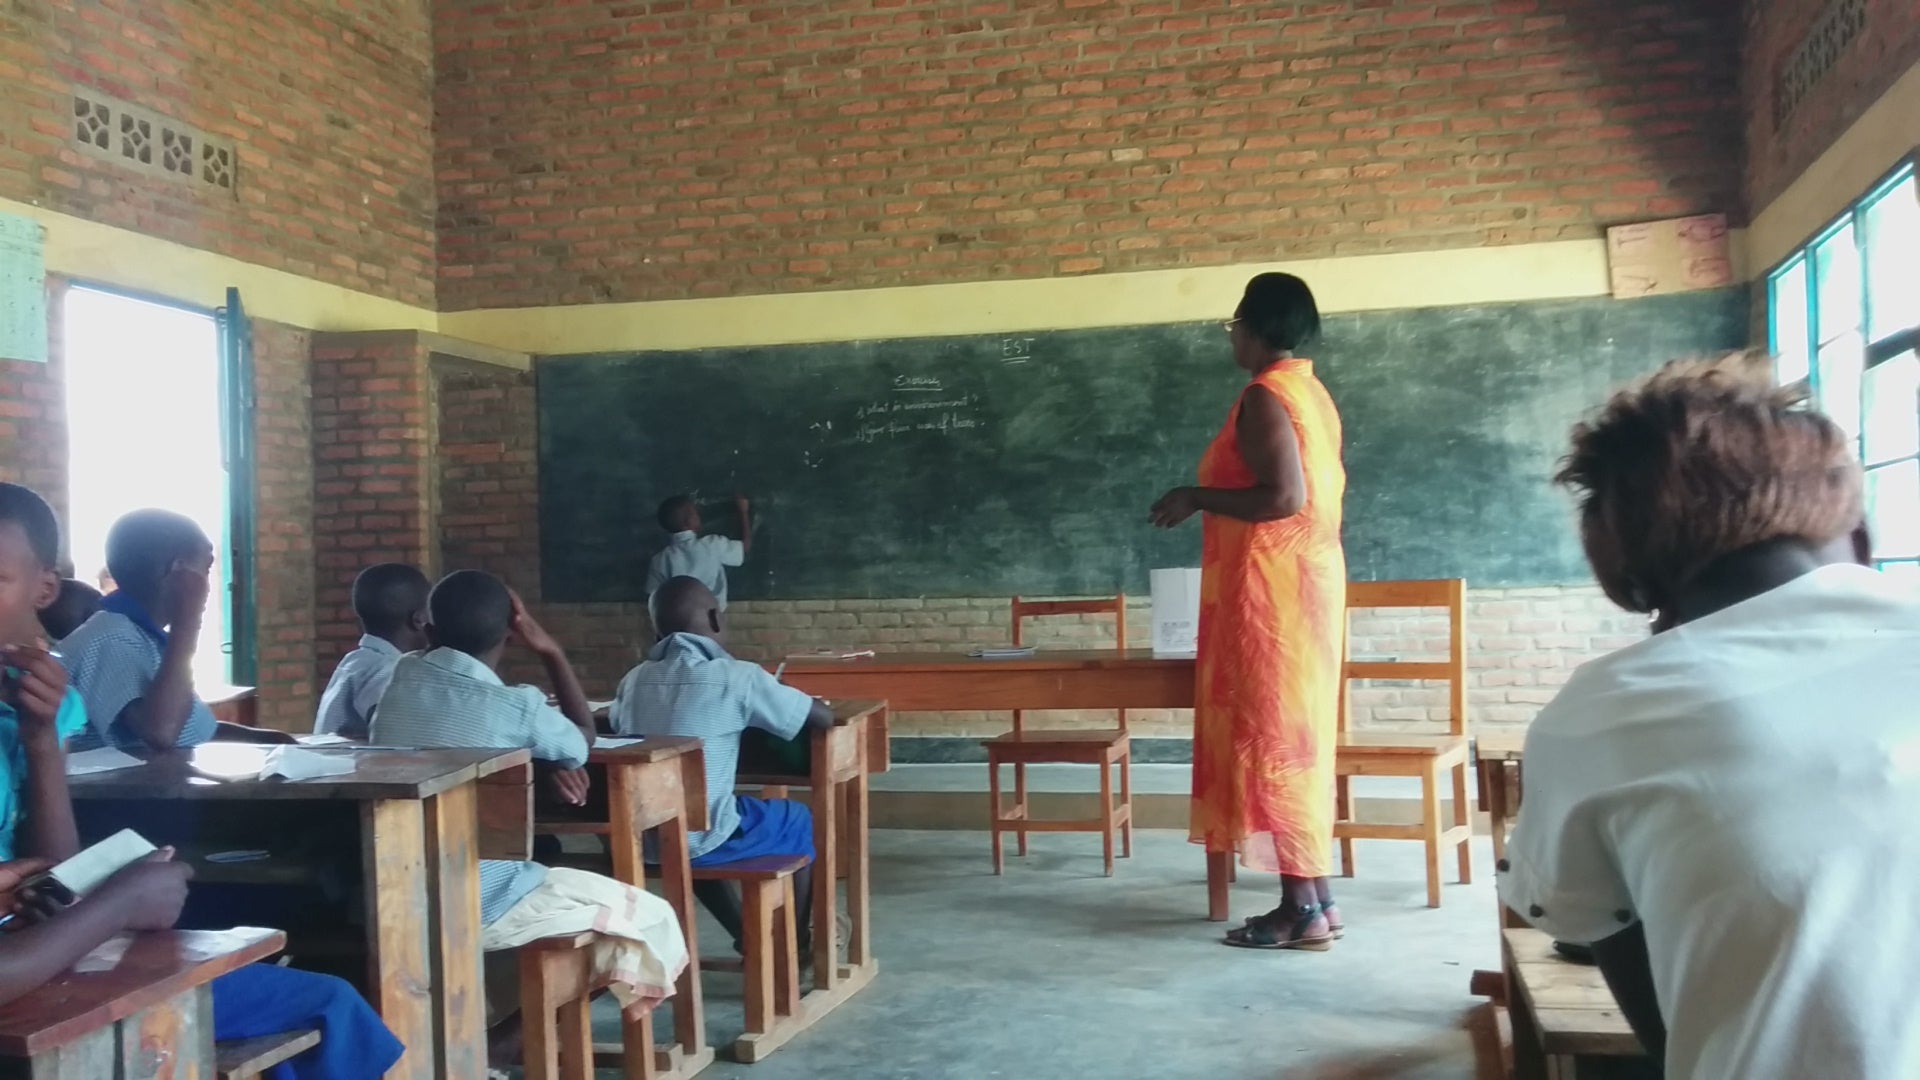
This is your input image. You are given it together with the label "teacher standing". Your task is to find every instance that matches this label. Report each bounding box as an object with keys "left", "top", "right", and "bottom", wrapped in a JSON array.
[{"left": 1150, "top": 273, "right": 1348, "bottom": 950}]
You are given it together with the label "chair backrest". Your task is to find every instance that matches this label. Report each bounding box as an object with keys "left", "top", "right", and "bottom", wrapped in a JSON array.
[
  {"left": 1338, "top": 579, "right": 1468, "bottom": 737},
  {"left": 1009, "top": 595, "right": 1128, "bottom": 652}
]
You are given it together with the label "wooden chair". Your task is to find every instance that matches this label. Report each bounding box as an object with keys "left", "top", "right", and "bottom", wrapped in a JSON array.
[
  {"left": 981, "top": 596, "right": 1133, "bottom": 876},
  {"left": 216, "top": 1029, "right": 321, "bottom": 1079},
  {"left": 688, "top": 855, "right": 806, "bottom": 1062},
  {"left": 520, "top": 932, "right": 661, "bottom": 1080},
  {"left": 1333, "top": 579, "right": 1474, "bottom": 908},
  {"left": 1504, "top": 928, "right": 1658, "bottom": 1079}
]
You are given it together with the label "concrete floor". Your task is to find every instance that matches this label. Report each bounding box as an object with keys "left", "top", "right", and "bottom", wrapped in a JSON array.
[{"left": 581, "top": 829, "right": 1505, "bottom": 1080}]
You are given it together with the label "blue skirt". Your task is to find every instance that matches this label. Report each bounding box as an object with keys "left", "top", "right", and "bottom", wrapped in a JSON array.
[
  {"left": 212, "top": 964, "right": 404, "bottom": 1080},
  {"left": 691, "top": 796, "right": 815, "bottom": 866}
]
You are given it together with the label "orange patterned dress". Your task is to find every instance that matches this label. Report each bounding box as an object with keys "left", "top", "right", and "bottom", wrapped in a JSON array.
[{"left": 1189, "top": 358, "right": 1347, "bottom": 878}]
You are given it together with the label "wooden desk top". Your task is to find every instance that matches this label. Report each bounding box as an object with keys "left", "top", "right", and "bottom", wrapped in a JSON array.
[
  {"left": 587, "top": 735, "right": 702, "bottom": 764},
  {"left": 201, "top": 685, "right": 256, "bottom": 706},
  {"left": 1476, "top": 730, "right": 1527, "bottom": 762},
  {"left": 68, "top": 745, "right": 528, "bottom": 802},
  {"left": 780, "top": 649, "right": 1187, "bottom": 673},
  {"left": 1503, "top": 928, "right": 1642, "bottom": 1057},
  {"left": 828, "top": 699, "right": 885, "bottom": 726},
  {"left": 0, "top": 927, "right": 284, "bottom": 1056}
]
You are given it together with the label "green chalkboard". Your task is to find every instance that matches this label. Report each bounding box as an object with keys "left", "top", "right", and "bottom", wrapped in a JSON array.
[{"left": 537, "top": 289, "right": 1747, "bottom": 601}]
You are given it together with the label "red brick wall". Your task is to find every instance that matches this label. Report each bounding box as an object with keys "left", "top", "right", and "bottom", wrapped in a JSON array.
[
  {"left": 251, "top": 320, "right": 317, "bottom": 731},
  {"left": 1744, "top": 0, "right": 1920, "bottom": 216},
  {"left": 433, "top": 0, "right": 1742, "bottom": 308},
  {"left": 0, "top": 1, "right": 437, "bottom": 306},
  {"left": 310, "top": 333, "right": 437, "bottom": 688}
]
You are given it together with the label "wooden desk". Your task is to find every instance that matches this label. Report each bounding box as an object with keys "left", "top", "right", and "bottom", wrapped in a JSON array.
[
  {"left": 538, "top": 736, "right": 715, "bottom": 1080},
  {"left": 1504, "top": 928, "right": 1656, "bottom": 1079},
  {"left": 780, "top": 651, "right": 1191, "bottom": 720},
  {"left": 68, "top": 745, "right": 527, "bottom": 1080},
  {"left": 203, "top": 684, "right": 258, "bottom": 728},
  {"left": 0, "top": 927, "right": 284, "bottom": 1078},
  {"left": 1476, "top": 730, "right": 1526, "bottom": 866},
  {"left": 735, "top": 698, "right": 883, "bottom": 1053}
]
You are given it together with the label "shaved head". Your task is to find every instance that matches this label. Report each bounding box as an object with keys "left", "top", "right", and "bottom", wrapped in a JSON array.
[{"left": 652, "top": 576, "right": 721, "bottom": 637}]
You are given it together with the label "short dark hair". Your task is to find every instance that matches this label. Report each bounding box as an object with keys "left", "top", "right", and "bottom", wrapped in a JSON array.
[
  {"left": 428, "top": 569, "right": 514, "bottom": 656},
  {"left": 1237, "top": 273, "right": 1321, "bottom": 352},
  {"left": 105, "top": 509, "right": 210, "bottom": 593},
  {"left": 657, "top": 495, "right": 694, "bottom": 531},
  {"left": 40, "top": 579, "right": 102, "bottom": 640},
  {"left": 351, "top": 563, "right": 431, "bottom": 635},
  {"left": 0, "top": 483, "right": 60, "bottom": 570}
]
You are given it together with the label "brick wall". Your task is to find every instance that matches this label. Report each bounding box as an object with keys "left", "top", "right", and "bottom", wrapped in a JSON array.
[
  {"left": 1, "top": 1, "right": 437, "bottom": 305},
  {"left": 433, "top": 0, "right": 1742, "bottom": 308},
  {"left": 310, "top": 332, "right": 437, "bottom": 689},
  {"left": 1744, "top": 0, "right": 1920, "bottom": 215},
  {"left": 251, "top": 320, "right": 317, "bottom": 731}
]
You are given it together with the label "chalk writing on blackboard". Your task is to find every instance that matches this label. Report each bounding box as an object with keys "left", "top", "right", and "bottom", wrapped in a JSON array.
[{"left": 1001, "top": 337, "right": 1035, "bottom": 364}]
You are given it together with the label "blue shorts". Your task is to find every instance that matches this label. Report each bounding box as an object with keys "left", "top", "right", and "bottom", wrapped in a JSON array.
[
  {"left": 212, "top": 964, "right": 403, "bottom": 1080},
  {"left": 691, "top": 796, "right": 815, "bottom": 866}
]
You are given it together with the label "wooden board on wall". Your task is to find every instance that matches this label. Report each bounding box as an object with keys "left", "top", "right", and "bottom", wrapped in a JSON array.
[{"left": 535, "top": 289, "right": 1748, "bottom": 601}]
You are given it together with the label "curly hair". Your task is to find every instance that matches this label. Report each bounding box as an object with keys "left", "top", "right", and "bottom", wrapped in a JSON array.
[{"left": 1556, "top": 351, "right": 1863, "bottom": 614}]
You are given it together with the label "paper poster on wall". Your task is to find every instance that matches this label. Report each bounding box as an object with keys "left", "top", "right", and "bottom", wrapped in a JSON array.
[
  {"left": 1606, "top": 213, "right": 1734, "bottom": 299},
  {"left": 0, "top": 213, "right": 49, "bottom": 364}
]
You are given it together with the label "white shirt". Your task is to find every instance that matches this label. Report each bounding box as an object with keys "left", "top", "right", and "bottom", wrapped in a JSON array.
[
  {"left": 314, "top": 634, "right": 403, "bottom": 739},
  {"left": 611, "top": 633, "right": 811, "bottom": 857},
  {"left": 646, "top": 531, "right": 745, "bottom": 609},
  {"left": 1499, "top": 563, "right": 1920, "bottom": 1080}
]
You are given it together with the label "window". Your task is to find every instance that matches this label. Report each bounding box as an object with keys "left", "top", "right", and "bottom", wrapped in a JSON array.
[{"left": 1769, "top": 161, "right": 1920, "bottom": 574}]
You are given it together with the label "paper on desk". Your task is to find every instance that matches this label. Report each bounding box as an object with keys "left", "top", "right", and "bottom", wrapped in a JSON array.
[
  {"left": 596, "top": 737, "right": 645, "bottom": 749},
  {"left": 298, "top": 733, "right": 353, "bottom": 747},
  {"left": 65, "top": 746, "right": 146, "bottom": 777},
  {"left": 259, "top": 747, "right": 356, "bottom": 781}
]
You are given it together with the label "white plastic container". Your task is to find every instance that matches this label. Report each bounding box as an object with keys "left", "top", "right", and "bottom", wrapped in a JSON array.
[{"left": 1149, "top": 567, "right": 1202, "bottom": 658}]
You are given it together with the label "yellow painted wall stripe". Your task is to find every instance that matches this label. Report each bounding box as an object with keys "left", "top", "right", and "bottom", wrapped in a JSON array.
[
  {"left": 13, "top": 192, "right": 1752, "bottom": 355},
  {"left": 1748, "top": 59, "right": 1920, "bottom": 275}
]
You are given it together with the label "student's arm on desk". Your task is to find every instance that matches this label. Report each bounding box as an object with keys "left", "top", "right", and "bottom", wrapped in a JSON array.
[
  {"left": 208, "top": 722, "right": 295, "bottom": 745},
  {"left": 802, "top": 698, "right": 834, "bottom": 732},
  {"left": 0, "top": 856, "right": 191, "bottom": 1007}
]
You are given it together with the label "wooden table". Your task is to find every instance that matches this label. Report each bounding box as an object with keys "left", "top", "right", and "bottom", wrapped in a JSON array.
[
  {"left": 68, "top": 744, "right": 528, "bottom": 1080},
  {"left": 203, "top": 684, "right": 258, "bottom": 728},
  {"left": 734, "top": 698, "right": 884, "bottom": 1058},
  {"left": 0, "top": 927, "right": 284, "bottom": 1079},
  {"left": 536, "top": 736, "right": 715, "bottom": 1080},
  {"left": 779, "top": 651, "right": 1192, "bottom": 721},
  {"left": 1504, "top": 929, "right": 1656, "bottom": 1079},
  {"left": 1476, "top": 730, "right": 1527, "bottom": 867}
]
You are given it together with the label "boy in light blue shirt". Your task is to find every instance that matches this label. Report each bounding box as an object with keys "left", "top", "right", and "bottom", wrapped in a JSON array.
[
  {"left": 314, "top": 563, "right": 429, "bottom": 739},
  {"left": 613, "top": 576, "right": 831, "bottom": 950},
  {"left": 646, "top": 493, "right": 750, "bottom": 610}
]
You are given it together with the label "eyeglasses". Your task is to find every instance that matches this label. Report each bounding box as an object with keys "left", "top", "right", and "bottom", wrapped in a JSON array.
[{"left": 1221, "top": 318, "right": 1241, "bottom": 335}]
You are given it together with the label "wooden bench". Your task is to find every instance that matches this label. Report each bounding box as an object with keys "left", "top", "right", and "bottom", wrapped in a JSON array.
[
  {"left": 520, "top": 932, "right": 663, "bottom": 1080},
  {"left": 1504, "top": 929, "right": 1660, "bottom": 1079},
  {"left": 690, "top": 855, "right": 807, "bottom": 1062},
  {"left": 0, "top": 927, "right": 284, "bottom": 1080},
  {"left": 215, "top": 1028, "right": 320, "bottom": 1079}
]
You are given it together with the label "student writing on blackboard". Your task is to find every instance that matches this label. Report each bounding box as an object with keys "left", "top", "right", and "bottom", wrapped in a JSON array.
[
  {"left": 646, "top": 493, "right": 750, "bottom": 610},
  {"left": 1150, "top": 273, "right": 1349, "bottom": 951}
]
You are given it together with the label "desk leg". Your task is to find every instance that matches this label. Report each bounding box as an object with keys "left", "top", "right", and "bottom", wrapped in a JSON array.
[
  {"left": 844, "top": 755, "right": 872, "bottom": 970},
  {"left": 364, "top": 800, "right": 435, "bottom": 1080},
  {"left": 653, "top": 810, "right": 707, "bottom": 1070},
  {"left": 1206, "top": 850, "right": 1232, "bottom": 922},
  {"left": 425, "top": 783, "right": 485, "bottom": 1080},
  {"left": 809, "top": 772, "right": 841, "bottom": 991}
]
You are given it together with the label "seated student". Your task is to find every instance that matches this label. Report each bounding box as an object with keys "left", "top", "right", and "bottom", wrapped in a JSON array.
[
  {"left": 60, "top": 509, "right": 289, "bottom": 750},
  {"left": 1500, "top": 353, "right": 1920, "bottom": 1080},
  {"left": 37, "top": 579, "right": 100, "bottom": 645},
  {"left": 314, "top": 563, "right": 429, "bottom": 739},
  {"left": 646, "top": 493, "right": 750, "bottom": 611},
  {"left": 611, "top": 576, "right": 831, "bottom": 950},
  {"left": 0, "top": 483, "right": 402, "bottom": 1078},
  {"left": 371, "top": 570, "right": 687, "bottom": 1022}
]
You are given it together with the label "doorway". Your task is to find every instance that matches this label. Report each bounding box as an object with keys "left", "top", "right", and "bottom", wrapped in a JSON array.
[{"left": 61, "top": 286, "right": 232, "bottom": 687}]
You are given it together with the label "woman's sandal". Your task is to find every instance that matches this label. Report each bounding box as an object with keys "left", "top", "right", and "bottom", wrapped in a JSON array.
[
  {"left": 1223, "top": 903, "right": 1335, "bottom": 951},
  {"left": 1238, "top": 900, "right": 1345, "bottom": 940}
]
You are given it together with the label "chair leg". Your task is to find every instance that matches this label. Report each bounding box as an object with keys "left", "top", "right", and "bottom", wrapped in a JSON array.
[
  {"left": 1488, "top": 763, "right": 1511, "bottom": 865},
  {"left": 1227, "top": 859, "right": 1237, "bottom": 883},
  {"left": 621, "top": 1006, "right": 658, "bottom": 1080},
  {"left": 1013, "top": 761, "right": 1029, "bottom": 857},
  {"left": 558, "top": 988, "right": 594, "bottom": 1080},
  {"left": 773, "top": 878, "right": 800, "bottom": 1019},
  {"left": 1118, "top": 748, "right": 1133, "bottom": 860},
  {"left": 1335, "top": 774, "right": 1356, "bottom": 877},
  {"left": 988, "top": 756, "right": 1005, "bottom": 875},
  {"left": 521, "top": 952, "right": 562, "bottom": 1080},
  {"left": 1452, "top": 760, "right": 1473, "bottom": 885},
  {"left": 741, "top": 881, "right": 776, "bottom": 1035},
  {"left": 1206, "top": 850, "right": 1231, "bottom": 922},
  {"left": 1099, "top": 752, "right": 1115, "bottom": 878},
  {"left": 1422, "top": 763, "right": 1444, "bottom": 909}
]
